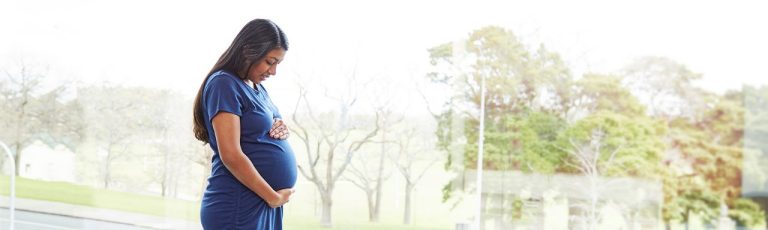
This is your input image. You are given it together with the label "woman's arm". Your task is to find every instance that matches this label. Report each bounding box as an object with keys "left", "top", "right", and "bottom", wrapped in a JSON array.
[{"left": 211, "top": 112, "right": 293, "bottom": 208}]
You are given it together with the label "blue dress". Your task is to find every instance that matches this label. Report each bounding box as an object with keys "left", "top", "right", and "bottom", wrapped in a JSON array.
[{"left": 200, "top": 70, "right": 297, "bottom": 230}]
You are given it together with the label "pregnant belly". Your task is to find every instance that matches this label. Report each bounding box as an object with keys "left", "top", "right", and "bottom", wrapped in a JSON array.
[{"left": 246, "top": 143, "right": 297, "bottom": 190}]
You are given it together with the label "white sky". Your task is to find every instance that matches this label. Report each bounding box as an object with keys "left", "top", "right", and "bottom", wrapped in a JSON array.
[{"left": 2, "top": 0, "right": 767, "bottom": 109}]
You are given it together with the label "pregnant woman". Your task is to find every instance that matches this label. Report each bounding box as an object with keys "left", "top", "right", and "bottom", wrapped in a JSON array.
[{"left": 192, "top": 18, "right": 297, "bottom": 230}]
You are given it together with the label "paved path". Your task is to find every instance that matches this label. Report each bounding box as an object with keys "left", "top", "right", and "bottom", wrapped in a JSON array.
[
  {"left": 0, "top": 197, "right": 201, "bottom": 230},
  {"left": 0, "top": 208, "right": 148, "bottom": 230}
]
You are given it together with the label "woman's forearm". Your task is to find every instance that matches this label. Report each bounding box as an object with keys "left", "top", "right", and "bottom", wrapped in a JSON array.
[
  {"left": 211, "top": 112, "right": 284, "bottom": 207},
  {"left": 220, "top": 150, "right": 279, "bottom": 204}
]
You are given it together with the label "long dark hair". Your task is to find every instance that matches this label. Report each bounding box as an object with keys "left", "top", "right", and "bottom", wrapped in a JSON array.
[{"left": 193, "top": 19, "right": 289, "bottom": 143}]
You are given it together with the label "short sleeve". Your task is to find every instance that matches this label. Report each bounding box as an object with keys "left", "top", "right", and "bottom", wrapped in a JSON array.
[{"left": 204, "top": 75, "right": 243, "bottom": 121}]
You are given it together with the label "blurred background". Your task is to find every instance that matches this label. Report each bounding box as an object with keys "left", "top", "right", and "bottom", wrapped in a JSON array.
[{"left": 1, "top": 0, "right": 767, "bottom": 229}]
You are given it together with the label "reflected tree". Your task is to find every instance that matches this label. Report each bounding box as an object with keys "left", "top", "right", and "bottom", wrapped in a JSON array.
[{"left": 0, "top": 61, "right": 82, "bottom": 176}]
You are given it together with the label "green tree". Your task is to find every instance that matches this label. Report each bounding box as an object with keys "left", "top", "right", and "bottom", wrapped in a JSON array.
[
  {"left": 555, "top": 111, "right": 665, "bottom": 229},
  {"left": 557, "top": 111, "right": 665, "bottom": 178},
  {"left": 663, "top": 178, "right": 720, "bottom": 230},
  {"left": 426, "top": 28, "right": 576, "bottom": 217},
  {"left": 464, "top": 110, "right": 565, "bottom": 172},
  {"left": 427, "top": 26, "right": 766, "bottom": 228},
  {"left": 426, "top": 26, "right": 572, "bottom": 170},
  {"left": 662, "top": 90, "right": 765, "bottom": 228},
  {"left": 571, "top": 73, "right": 645, "bottom": 117},
  {"left": 618, "top": 57, "right": 766, "bottom": 227},
  {"left": 729, "top": 198, "right": 766, "bottom": 227}
]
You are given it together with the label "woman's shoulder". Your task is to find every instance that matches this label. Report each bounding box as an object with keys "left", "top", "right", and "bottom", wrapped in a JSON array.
[
  {"left": 203, "top": 71, "right": 249, "bottom": 98},
  {"left": 209, "top": 70, "right": 240, "bottom": 82},
  {"left": 206, "top": 70, "right": 242, "bottom": 87}
]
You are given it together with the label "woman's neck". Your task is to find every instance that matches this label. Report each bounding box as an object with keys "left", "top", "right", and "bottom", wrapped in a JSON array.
[{"left": 244, "top": 79, "right": 259, "bottom": 91}]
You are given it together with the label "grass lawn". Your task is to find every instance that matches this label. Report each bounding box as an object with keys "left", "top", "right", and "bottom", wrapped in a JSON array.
[
  {"left": 280, "top": 179, "right": 460, "bottom": 230},
  {"left": 285, "top": 220, "right": 453, "bottom": 230},
  {"left": 283, "top": 203, "right": 455, "bottom": 230},
  {"left": 0, "top": 176, "right": 199, "bottom": 221}
]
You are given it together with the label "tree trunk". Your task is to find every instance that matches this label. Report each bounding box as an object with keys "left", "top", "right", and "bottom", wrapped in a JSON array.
[
  {"left": 367, "top": 190, "right": 375, "bottom": 221},
  {"left": 161, "top": 181, "right": 167, "bottom": 196},
  {"left": 404, "top": 182, "right": 413, "bottom": 224},
  {"left": 373, "top": 130, "right": 386, "bottom": 222},
  {"left": 372, "top": 181, "right": 382, "bottom": 222},
  {"left": 14, "top": 144, "right": 21, "bottom": 176},
  {"left": 103, "top": 169, "right": 111, "bottom": 188},
  {"left": 14, "top": 96, "right": 27, "bottom": 176},
  {"left": 321, "top": 148, "right": 335, "bottom": 227},
  {"left": 103, "top": 152, "right": 112, "bottom": 189},
  {"left": 162, "top": 148, "right": 171, "bottom": 197},
  {"left": 321, "top": 190, "right": 333, "bottom": 227},
  {"left": 171, "top": 157, "right": 181, "bottom": 198}
]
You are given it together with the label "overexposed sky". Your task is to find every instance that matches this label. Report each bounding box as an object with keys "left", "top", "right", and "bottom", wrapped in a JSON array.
[{"left": 2, "top": 0, "right": 767, "bottom": 105}]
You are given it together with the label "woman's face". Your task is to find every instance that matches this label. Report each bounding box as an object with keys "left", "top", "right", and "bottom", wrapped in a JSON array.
[{"left": 246, "top": 48, "right": 286, "bottom": 84}]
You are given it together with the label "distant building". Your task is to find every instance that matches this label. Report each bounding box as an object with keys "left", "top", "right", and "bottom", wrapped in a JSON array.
[
  {"left": 18, "top": 140, "right": 76, "bottom": 183},
  {"left": 457, "top": 170, "right": 663, "bottom": 230}
]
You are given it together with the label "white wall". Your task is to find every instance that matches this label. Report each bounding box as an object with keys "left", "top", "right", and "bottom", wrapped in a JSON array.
[{"left": 19, "top": 140, "right": 76, "bottom": 183}]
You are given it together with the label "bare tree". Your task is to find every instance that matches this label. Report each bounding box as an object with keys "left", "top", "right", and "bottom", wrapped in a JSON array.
[
  {"left": 142, "top": 90, "right": 193, "bottom": 197},
  {"left": 345, "top": 146, "right": 393, "bottom": 222},
  {"left": 79, "top": 85, "right": 142, "bottom": 189},
  {"left": 344, "top": 107, "right": 403, "bottom": 222},
  {"left": 561, "top": 129, "right": 622, "bottom": 230},
  {"left": 390, "top": 127, "right": 439, "bottom": 224},
  {"left": 0, "top": 61, "right": 81, "bottom": 175},
  {"left": 621, "top": 56, "right": 703, "bottom": 118},
  {"left": 189, "top": 143, "right": 214, "bottom": 199},
  {"left": 2, "top": 64, "right": 41, "bottom": 175},
  {"left": 132, "top": 90, "right": 201, "bottom": 197},
  {"left": 291, "top": 84, "right": 382, "bottom": 227}
]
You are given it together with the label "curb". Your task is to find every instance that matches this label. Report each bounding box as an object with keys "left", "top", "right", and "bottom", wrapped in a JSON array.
[{"left": 0, "top": 196, "right": 201, "bottom": 230}]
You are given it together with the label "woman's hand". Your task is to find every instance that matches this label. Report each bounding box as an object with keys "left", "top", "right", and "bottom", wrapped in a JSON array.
[
  {"left": 267, "top": 188, "right": 295, "bottom": 208},
  {"left": 269, "top": 118, "right": 290, "bottom": 140}
]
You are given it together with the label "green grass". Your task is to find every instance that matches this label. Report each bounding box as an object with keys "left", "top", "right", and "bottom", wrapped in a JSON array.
[
  {"left": 280, "top": 179, "right": 458, "bottom": 230},
  {"left": 0, "top": 176, "right": 199, "bottom": 221},
  {"left": 284, "top": 220, "right": 452, "bottom": 230},
  {"left": 283, "top": 207, "right": 453, "bottom": 230}
]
